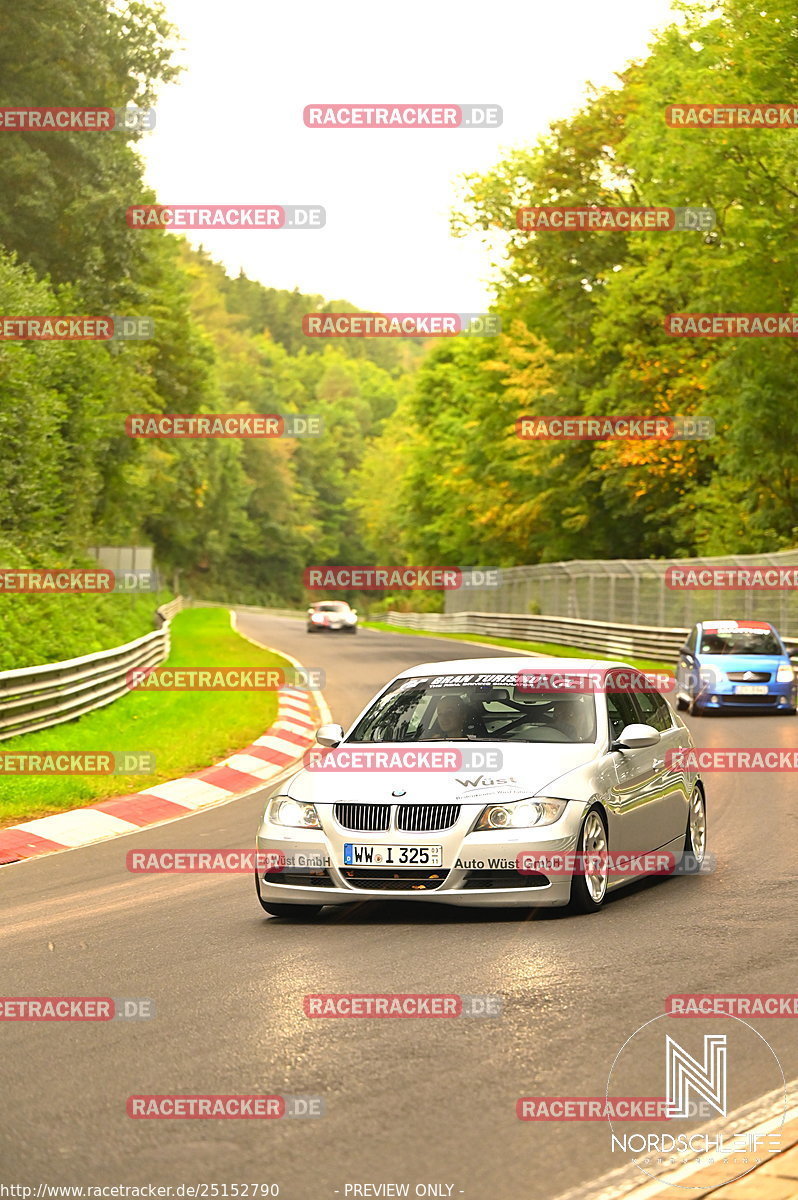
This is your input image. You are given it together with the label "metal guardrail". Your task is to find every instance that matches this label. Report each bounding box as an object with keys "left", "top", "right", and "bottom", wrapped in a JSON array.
[
  {"left": 386, "top": 610, "right": 687, "bottom": 659},
  {"left": 449, "top": 548, "right": 798, "bottom": 637},
  {"left": 386, "top": 610, "right": 798, "bottom": 663},
  {"left": 0, "top": 598, "right": 182, "bottom": 742},
  {"left": 155, "top": 595, "right": 183, "bottom": 626},
  {"left": 3, "top": 596, "right": 790, "bottom": 742}
]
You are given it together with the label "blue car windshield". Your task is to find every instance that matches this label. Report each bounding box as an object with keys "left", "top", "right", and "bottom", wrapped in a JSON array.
[{"left": 699, "top": 629, "right": 781, "bottom": 655}]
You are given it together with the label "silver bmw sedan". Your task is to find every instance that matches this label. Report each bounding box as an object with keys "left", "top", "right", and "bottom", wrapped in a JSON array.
[{"left": 255, "top": 657, "right": 707, "bottom": 918}]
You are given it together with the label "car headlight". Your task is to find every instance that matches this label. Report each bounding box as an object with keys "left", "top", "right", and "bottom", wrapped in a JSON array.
[
  {"left": 267, "top": 796, "right": 321, "bottom": 828},
  {"left": 777, "top": 665, "right": 794, "bottom": 683},
  {"left": 475, "top": 797, "right": 567, "bottom": 831}
]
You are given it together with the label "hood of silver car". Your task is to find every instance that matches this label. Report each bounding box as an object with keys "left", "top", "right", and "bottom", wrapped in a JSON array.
[{"left": 282, "top": 741, "right": 600, "bottom": 805}]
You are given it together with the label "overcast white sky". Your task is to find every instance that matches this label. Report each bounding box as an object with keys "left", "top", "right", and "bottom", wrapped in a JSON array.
[{"left": 140, "top": 0, "right": 677, "bottom": 311}]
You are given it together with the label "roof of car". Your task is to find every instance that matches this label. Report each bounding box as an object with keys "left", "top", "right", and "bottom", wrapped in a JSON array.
[
  {"left": 698, "top": 619, "right": 776, "bottom": 630},
  {"left": 395, "top": 656, "right": 633, "bottom": 678}
]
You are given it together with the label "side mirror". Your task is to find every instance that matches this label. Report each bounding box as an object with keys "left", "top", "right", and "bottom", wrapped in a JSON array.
[
  {"left": 351, "top": 608, "right": 358, "bottom": 615},
  {"left": 316, "top": 723, "right": 344, "bottom": 747},
  {"left": 612, "top": 723, "right": 661, "bottom": 751}
]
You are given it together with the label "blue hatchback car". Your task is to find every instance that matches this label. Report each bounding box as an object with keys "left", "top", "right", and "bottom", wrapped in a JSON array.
[{"left": 675, "top": 619, "right": 797, "bottom": 716}]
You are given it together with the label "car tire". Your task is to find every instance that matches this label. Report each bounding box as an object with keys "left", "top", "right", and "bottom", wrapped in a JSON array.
[
  {"left": 675, "top": 695, "right": 688, "bottom": 711},
  {"left": 681, "top": 787, "right": 707, "bottom": 874},
  {"left": 346, "top": 626, "right": 357, "bottom": 634},
  {"left": 566, "top": 808, "right": 608, "bottom": 915},
  {"left": 688, "top": 695, "right": 705, "bottom": 717}
]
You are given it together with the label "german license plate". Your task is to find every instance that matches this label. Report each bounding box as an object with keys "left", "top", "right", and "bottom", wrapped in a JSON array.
[
  {"left": 734, "top": 685, "right": 768, "bottom": 695},
  {"left": 343, "top": 843, "right": 443, "bottom": 867}
]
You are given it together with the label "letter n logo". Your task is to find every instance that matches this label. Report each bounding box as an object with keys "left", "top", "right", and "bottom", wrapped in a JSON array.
[{"left": 665, "top": 1034, "right": 727, "bottom": 1118}]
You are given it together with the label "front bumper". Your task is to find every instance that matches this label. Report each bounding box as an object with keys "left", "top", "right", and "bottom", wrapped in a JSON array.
[
  {"left": 696, "top": 681, "right": 795, "bottom": 711},
  {"left": 307, "top": 621, "right": 356, "bottom": 632},
  {"left": 255, "top": 803, "right": 587, "bottom": 907}
]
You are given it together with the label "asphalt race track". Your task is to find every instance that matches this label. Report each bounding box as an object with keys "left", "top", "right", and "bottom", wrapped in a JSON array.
[{"left": 2, "top": 615, "right": 797, "bottom": 1200}]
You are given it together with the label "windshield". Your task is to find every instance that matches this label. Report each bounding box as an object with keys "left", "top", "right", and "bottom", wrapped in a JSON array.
[
  {"left": 699, "top": 626, "right": 782, "bottom": 655},
  {"left": 347, "top": 673, "right": 597, "bottom": 744},
  {"left": 315, "top": 602, "right": 347, "bottom": 612}
]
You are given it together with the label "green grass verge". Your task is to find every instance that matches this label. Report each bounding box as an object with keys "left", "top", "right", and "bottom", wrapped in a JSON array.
[
  {"left": 0, "top": 608, "right": 289, "bottom": 825},
  {"left": 0, "top": 589, "right": 174, "bottom": 671},
  {"left": 360, "top": 619, "right": 673, "bottom": 675}
]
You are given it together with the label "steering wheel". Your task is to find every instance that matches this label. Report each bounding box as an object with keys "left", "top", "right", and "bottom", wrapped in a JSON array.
[
  {"left": 490, "top": 715, "right": 571, "bottom": 742},
  {"left": 523, "top": 725, "right": 570, "bottom": 742},
  {"left": 465, "top": 714, "right": 489, "bottom": 738}
]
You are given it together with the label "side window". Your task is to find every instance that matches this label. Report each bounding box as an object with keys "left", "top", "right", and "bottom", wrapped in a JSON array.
[
  {"left": 654, "top": 691, "right": 674, "bottom": 730},
  {"left": 606, "top": 675, "right": 640, "bottom": 742},
  {"left": 634, "top": 690, "right": 673, "bottom": 732}
]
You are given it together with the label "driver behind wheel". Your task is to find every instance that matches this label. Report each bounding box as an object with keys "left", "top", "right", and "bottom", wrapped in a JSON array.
[
  {"left": 552, "top": 694, "right": 591, "bottom": 741},
  {"left": 424, "top": 694, "right": 486, "bottom": 739}
]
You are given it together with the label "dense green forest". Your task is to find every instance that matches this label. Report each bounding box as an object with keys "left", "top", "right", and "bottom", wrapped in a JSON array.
[
  {"left": 0, "top": 0, "right": 796, "bottom": 658},
  {"left": 0, "top": 0, "right": 420, "bottom": 644},
  {"left": 366, "top": 0, "right": 798, "bottom": 565}
]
